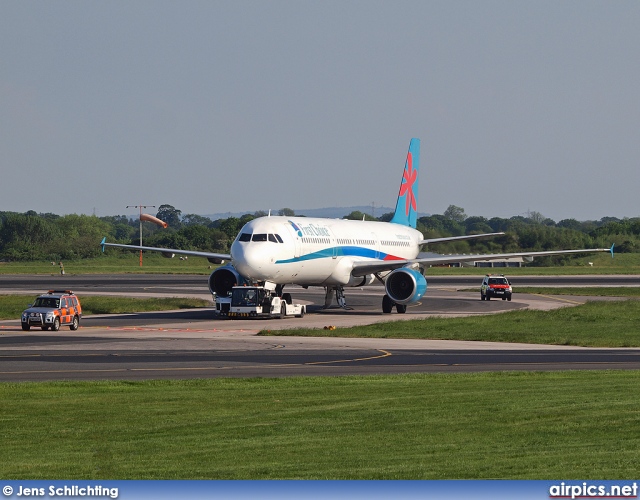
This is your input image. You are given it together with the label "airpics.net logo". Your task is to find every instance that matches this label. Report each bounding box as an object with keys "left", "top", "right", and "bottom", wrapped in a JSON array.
[{"left": 549, "top": 482, "right": 638, "bottom": 499}]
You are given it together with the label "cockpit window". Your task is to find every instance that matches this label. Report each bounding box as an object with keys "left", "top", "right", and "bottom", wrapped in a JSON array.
[{"left": 241, "top": 232, "right": 283, "bottom": 243}]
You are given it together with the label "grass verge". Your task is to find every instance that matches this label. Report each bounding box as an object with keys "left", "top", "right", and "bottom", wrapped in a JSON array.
[
  {"left": 515, "top": 287, "right": 640, "bottom": 297},
  {"left": 260, "top": 300, "right": 640, "bottom": 347},
  {"left": 0, "top": 254, "right": 213, "bottom": 275},
  {"left": 1, "top": 372, "right": 639, "bottom": 479},
  {"left": 0, "top": 251, "right": 638, "bottom": 275},
  {"left": 0, "top": 295, "right": 211, "bottom": 320}
]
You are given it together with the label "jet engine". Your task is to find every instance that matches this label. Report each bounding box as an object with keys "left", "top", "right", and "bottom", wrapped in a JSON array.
[
  {"left": 384, "top": 267, "right": 427, "bottom": 305},
  {"left": 208, "top": 264, "right": 248, "bottom": 297},
  {"left": 346, "top": 274, "right": 377, "bottom": 287}
]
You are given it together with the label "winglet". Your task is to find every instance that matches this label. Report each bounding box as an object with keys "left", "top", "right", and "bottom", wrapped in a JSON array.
[
  {"left": 610, "top": 243, "right": 615, "bottom": 258},
  {"left": 101, "top": 237, "right": 107, "bottom": 253},
  {"left": 390, "top": 138, "right": 420, "bottom": 228}
]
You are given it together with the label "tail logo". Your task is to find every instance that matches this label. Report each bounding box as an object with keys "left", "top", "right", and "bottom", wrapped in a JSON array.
[{"left": 399, "top": 152, "right": 417, "bottom": 216}]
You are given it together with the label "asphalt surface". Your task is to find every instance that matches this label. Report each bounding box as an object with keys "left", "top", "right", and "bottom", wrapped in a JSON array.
[
  {"left": 3, "top": 273, "right": 640, "bottom": 295},
  {"left": 1, "top": 274, "right": 639, "bottom": 381}
]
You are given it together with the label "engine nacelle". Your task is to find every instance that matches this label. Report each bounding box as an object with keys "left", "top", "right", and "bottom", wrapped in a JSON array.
[
  {"left": 208, "top": 264, "right": 248, "bottom": 297},
  {"left": 346, "top": 274, "right": 377, "bottom": 287},
  {"left": 385, "top": 268, "right": 427, "bottom": 305}
]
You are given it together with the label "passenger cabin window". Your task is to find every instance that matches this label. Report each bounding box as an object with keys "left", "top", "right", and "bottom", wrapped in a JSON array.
[{"left": 239, "top": 233, "right": 251, "bottom": 242}]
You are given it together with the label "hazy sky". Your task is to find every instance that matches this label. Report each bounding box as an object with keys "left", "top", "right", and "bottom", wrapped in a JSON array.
[{"left": 2, "top": 1, "right": 639, "bottom": 222}]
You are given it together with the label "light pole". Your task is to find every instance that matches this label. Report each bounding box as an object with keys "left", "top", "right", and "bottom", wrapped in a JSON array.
[{"left": 127, "top": 205, "right": 155, "bottom": 267}]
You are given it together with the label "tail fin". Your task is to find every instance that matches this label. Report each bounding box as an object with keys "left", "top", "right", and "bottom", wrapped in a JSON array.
[{"left": 390, "top": 138, "right": 420, "bottom": 228}]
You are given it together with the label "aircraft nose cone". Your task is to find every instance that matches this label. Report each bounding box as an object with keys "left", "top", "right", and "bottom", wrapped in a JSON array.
[{"left": 231, "top": 242, "right": 267, "bottom": 279}]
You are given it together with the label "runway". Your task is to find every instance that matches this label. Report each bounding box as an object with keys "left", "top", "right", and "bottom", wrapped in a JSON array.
[{"left": 1, "top": 274, "right": 639, "bottom": 381}]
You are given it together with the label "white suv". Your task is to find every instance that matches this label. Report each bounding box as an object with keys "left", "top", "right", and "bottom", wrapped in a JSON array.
[{"left": 21, "top": 290, "right": 82, "bottom": 331}]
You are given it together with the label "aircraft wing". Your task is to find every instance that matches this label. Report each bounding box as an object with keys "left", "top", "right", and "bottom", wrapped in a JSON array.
[
  {"left": 419, "top": 232, "right": 505, "bottom": 245},
  {"left": 351, "top": 245, "right": 615, "bottom": 276},
  {"left": 100, "top": 238, "right": 231, "bottom": 263}
]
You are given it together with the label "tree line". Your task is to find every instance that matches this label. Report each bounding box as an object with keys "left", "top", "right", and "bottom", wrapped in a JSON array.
[{"left": 0, "top": 204, "right": 636, "bottom": 263}]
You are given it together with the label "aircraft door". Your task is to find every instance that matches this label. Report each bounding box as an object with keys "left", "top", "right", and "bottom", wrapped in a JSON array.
[
  {"left": 330, "top": 227, "right": 338, "bottom": 259},
  {"left": 294, "top": 231, "right": 301, "bottom": 258},
  {"left": 284, "top": 223, "right": 301, "bottom": 258},
  {"left": 371, "top": 233, "right": 379, "bottom": 260}
]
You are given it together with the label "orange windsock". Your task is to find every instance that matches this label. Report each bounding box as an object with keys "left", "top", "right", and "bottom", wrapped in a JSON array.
[{"left": 141, "top": 213, "right": 168, "bottom": 228}]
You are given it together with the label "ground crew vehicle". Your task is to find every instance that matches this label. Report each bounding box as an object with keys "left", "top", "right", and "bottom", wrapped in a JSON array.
[
  {"left": 215, "top": 283, "right": 306, "bottom": 319},
  {"left": 21, "top": 290, "right": 82, "bottom": 331},
  {"left": 480, "top": 275, "right": 513, "bottom": 301}
]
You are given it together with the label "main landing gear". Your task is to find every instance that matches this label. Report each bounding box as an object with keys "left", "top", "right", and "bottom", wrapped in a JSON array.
[
  {"left": 322, "top": 287, "right": 405, "bottom": 314},
  {"left": 323, "top": 286, "right": 352, "bottom": 310},
  {"left": 382, "top": 294, "right": 406, "bottom": 314}
]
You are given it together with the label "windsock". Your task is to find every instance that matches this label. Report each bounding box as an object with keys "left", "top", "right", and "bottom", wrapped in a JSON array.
[{"left": 141, "top": 213, "right": 168, "bottom": 228}]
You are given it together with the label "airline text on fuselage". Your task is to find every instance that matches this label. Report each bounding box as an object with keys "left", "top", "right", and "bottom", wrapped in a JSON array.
[{"left": 299, "top": 224, "right": 331, "bottom": 238}]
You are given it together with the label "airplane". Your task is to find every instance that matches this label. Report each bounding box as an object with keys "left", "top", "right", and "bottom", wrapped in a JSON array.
[{"left": 101, "top": 138, "right": 614, "bottom": 314}]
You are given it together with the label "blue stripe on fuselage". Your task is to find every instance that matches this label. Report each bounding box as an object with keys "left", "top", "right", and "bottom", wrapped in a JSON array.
[{"left": 275, "top": 246, "right": 397, "bottom": 264}]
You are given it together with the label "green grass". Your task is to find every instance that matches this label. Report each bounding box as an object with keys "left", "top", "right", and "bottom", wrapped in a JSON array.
[
  {"left": 461, "top": 287, "right": 640, "bottom": 297},
  {"left": 1, "top": 372, "right": 639, "bottom": 479},
  {"left": 0, "top": 254, "right": 214, "bottom": 275},
  {"left": 5, "top": 292, "right": 640, "bottom": 348},
  {"left": 1, "top": 256, "right": 638, "bottom": 480},
  {"left": 0, "top": 250, "right": 637, "bottom": 275},
  {"left": 0, "top": 295, "right": 211, "bottom": 320},
  {"left": 516, "top": 287, "right": 640, "bottom": 297},
  {"left": 261, "top": 300, "right": 640, "bottom": 347},
  {"left": 425, "top": 251, "right": 635, "bottom": 275}
]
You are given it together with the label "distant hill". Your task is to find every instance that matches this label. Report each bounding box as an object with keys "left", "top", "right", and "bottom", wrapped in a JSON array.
[
  {"left": 295, "top": 206, "right": 398, "bottom": 218},
  {"left": 205, "top": 206, "right": 406, "bottom": 220}
]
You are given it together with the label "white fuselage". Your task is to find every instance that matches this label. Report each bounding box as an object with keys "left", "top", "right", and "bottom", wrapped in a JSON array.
[{"left": 230, "top": 216, "right": 423, "bottom": 286}]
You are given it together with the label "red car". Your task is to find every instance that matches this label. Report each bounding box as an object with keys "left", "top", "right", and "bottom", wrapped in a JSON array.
[{"left": 480, "top": 275, "right": 512, "bottom": 301}]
